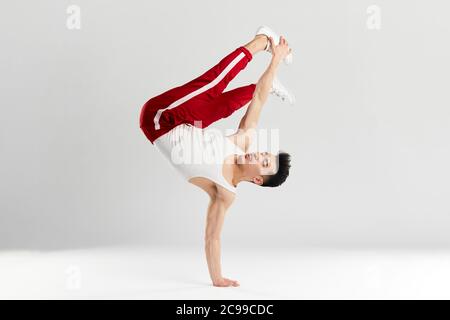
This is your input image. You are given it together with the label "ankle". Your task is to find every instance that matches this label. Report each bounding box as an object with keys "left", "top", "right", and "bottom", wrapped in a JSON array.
[
  {"left": 244, "top": 35, "right": 268, "bottom": 55},
  {"left": 255, "top": 34, "right": 269, "bottom": 50}
]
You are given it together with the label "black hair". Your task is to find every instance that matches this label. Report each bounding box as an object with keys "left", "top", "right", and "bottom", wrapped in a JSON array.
[{"left": 261, "top": 151, "right": 291, "bottom": 187}]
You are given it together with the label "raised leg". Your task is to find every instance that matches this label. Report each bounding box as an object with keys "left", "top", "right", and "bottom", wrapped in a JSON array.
[
  {"left": 140, "top": 35, "right": 266, "bottom": 143},
  {"left": 143, "top": 34, "right": 267, "bottom": 111},
  {"left": 148, "top": 46, "right": 252, "bottom": 131}
]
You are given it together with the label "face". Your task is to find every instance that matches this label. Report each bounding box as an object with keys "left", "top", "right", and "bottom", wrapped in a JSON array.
[{"left": 238, "top": 151, "right": 278, "bottom": 184}]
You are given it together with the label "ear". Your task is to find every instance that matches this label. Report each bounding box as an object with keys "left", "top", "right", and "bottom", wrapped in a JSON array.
[{"left": 252, "top": 176, "right": 264, "bottom": 186}]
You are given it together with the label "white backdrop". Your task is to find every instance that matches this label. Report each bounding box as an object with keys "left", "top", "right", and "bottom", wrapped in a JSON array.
[{"left": 1, "top": 0, "right": 449, "bottom": 250}]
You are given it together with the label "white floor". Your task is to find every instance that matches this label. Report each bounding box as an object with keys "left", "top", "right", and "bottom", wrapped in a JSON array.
[{"left": 1, "top": 245, "right": 450, "bottom": 299}]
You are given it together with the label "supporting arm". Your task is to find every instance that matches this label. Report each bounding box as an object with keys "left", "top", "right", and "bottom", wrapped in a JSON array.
[{"left": 204, "top": 191, "right": 239, "bottom": 287}]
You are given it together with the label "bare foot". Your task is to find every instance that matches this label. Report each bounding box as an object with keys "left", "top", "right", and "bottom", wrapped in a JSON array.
[{"left": 212, "top": 277, "right": 240, "bottom": 287}]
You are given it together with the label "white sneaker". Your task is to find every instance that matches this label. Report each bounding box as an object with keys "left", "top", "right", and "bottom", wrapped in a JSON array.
[
  {"left": 270, "top": 76, "right": 295, "bottom": 105},
  {"left": 255, "top": 25, "right": 293, "bottom": 65}
]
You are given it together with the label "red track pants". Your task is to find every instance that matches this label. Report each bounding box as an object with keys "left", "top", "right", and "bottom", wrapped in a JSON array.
[{"left": 139, "top": 46, "right": 256, "bottom": 144}]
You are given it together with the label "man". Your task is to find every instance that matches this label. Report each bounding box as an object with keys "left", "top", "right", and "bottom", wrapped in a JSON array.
[{"left": 139, "top": 26, "right": 294, "bottom": 287}]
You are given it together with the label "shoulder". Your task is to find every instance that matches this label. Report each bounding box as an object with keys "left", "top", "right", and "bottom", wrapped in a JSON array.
[
  {"left": 189, "top": 177, "right": 236, "bottom": 206},
  {"left": 214, "top": 184, "right": 236, "bottom": 207}
]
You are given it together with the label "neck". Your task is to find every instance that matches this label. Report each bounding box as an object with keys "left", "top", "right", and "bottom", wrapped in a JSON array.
[{"left": 231, "top": 154, "right": 249, "bottom": 186}]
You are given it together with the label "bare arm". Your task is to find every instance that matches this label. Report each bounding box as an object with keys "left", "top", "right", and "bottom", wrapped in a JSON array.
[
  {"left": 204, "top": 189, "right": 238, "bottom": 287},
  {"left": 238, "top": 56, "right": 281, "bottom": 132},
  {"left": 231, "top": 36, "right": 291, "bottom": 151}
]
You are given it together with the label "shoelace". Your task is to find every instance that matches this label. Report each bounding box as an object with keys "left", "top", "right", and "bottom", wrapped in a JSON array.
[{"left": 271, "top": 88, "right": 287, "bottom": 101}]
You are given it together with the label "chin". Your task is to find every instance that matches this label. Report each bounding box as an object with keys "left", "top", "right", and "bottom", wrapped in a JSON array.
[{"left": 238, "top": 154, "right": 247, "bottom": 165}]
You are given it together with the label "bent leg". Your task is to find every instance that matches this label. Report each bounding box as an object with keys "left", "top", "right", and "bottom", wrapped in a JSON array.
[
  {"left": 147, "top": 46, "right": 252, "bottom": 108},
  {"left": 142, "top": 46, "right": 253, "bottom": 131},
  {"left": 140, "top": 34, "right": 267, "bottom": 144}
]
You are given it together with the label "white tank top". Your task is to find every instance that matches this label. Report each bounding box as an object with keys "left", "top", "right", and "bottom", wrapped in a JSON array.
[{"left": 154, "top": 124, "right": 245, "bottom": 193}]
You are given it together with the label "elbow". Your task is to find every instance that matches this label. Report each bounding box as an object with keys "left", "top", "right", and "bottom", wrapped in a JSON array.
[
  {"left": 209, "top": 188, "right": 234, "bottom": 207},
  {"left": 254, "top": 90, "right": 268, "bottom": 106},
  {"left": 255, "top": 78, "right": 271, "bottom": 99},
  {"left": 205, "top": 236, "right": 221, "bottom": 244}
]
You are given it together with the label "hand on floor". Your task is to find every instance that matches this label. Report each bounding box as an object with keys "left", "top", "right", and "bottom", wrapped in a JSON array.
[{"left": 212, "top": 277, "right": 240, "bottom": 287}]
